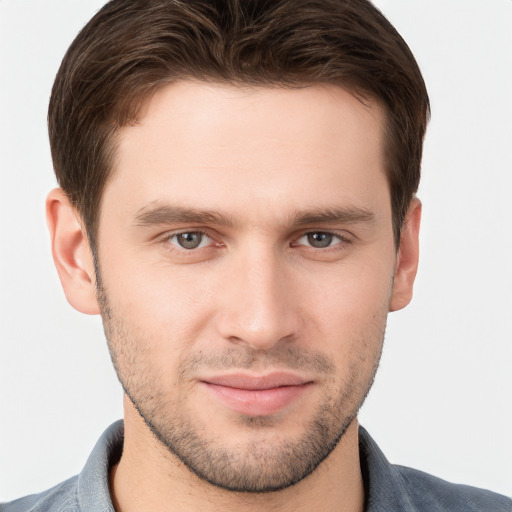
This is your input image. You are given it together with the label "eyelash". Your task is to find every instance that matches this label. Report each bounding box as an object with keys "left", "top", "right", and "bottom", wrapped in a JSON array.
[
  {"left": 165, "top": 230, "right": 217, "bottom": 251},
  {"left": 292, "top": 231, "right": 352, "bottom": 250},
  {"left": 161, "top": 229, "right": 352, "bottom": 253}
]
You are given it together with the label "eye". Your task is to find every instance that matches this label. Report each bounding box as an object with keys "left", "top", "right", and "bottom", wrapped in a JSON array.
[
  {"left": 169, "top": 231, "right": 212, "bottom": 250},
  {"left": 296, "top": 232, "right": 345, "bottom": 249}
]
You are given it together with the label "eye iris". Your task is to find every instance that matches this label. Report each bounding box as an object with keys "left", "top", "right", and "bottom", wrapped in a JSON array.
[
  {"left": 177, "top": 232, "right": 202, "bottom": 249},
  {"left": 307, "top": 232, "right": 333, "bottom": 248}
]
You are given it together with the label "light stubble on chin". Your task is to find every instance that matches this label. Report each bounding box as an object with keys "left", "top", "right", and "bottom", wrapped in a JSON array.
[{"left": 96, "top": 278, "right": 385, "bottom": 493}]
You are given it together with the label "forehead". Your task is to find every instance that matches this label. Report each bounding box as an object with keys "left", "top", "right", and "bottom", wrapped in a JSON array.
[{"left": 104, "top": 81, "right": 388, "bottom": 227}]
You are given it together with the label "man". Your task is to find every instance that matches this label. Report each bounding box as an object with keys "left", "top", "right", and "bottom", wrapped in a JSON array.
[{"left": 2, "top": 0, "right": 510, "bottom": 511}]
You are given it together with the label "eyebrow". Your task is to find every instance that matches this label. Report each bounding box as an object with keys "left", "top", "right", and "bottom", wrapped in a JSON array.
[
  {"left": 291, "top": 206, "right": 375, "bottom": 226},
  {"left": 134, "top": 204, "right": 235, "bottom": 228},
  {"left": 133, "top": 203, "right": 375, "bottom": 229}
]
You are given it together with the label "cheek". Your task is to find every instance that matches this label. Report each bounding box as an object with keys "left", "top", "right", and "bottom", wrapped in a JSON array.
[
  {"left": 101, "top": 253, "right": 220, "bottom": 338},
  {"left": 299, "top": 265, "right": 392, "bottom": 379},
  {"left": 302, "top": 259, "right": 393, "bottom": 328}
]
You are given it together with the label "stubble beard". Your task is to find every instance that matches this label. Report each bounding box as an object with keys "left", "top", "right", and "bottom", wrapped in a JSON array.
[{"left": 97, "top": 279, "right": 385, "bottom": 493}]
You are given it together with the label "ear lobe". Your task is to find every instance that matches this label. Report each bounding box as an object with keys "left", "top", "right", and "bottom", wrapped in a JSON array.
[
  {"left": 389, "top": 198, "right": 422, "bottom": 312},
  {"left": 46, "top": 188, "right": 100, "bottom": 315}
]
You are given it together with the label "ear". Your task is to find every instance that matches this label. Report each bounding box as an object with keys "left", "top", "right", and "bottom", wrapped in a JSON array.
[
  {"left": 389, "top": 197, "right": 421, "bottom": 312},
  {"left": 46, "top": 188, "right": 100, "bottom": 315}
]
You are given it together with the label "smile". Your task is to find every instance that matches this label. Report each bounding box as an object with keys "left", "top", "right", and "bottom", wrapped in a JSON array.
[{"left": 200, "top": 373, "right": 314, "bottom": 416}]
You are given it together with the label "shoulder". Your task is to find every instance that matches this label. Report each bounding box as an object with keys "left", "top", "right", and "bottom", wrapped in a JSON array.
[
  {"left": 0, "top": 476, "right": 79, "bottom": 512},
  {"left": 359, "top": 426, "right": 511, "bottom": 512},
  {"left": 1, "top": 421, "right": 123, "bottom": 512},
  {"left": 393, "top": 464, "right": 512, "bottom": 512}
]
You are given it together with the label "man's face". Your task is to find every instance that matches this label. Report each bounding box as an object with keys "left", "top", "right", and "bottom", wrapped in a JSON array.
[{"left": 96, "top": 82, "right": 398, "bottom": 491}]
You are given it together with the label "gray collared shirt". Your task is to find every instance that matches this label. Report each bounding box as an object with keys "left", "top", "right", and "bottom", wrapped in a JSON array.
[{"left": 2, "top": 421, "right": 511, "bottom": 511}]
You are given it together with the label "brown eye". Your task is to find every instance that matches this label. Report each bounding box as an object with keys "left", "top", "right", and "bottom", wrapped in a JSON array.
[
  {"left": 306, "top": 232, "right": 334, "bottom": 248},
  {"left": 172, "top": 232, "right": 207, "bottom": 249}
]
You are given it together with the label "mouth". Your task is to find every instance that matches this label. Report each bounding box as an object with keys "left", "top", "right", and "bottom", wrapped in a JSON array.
[{"left": 199, "top": 372, "right": 314, "bottom": 416}]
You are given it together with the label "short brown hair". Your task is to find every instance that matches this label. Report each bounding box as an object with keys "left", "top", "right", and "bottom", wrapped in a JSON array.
[{"left": 48, "top": 0, "right": 429, "bottom": 250}]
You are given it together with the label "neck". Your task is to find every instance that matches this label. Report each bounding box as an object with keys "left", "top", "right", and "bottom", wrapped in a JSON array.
[{"left": 110, "top": 397, "right": 365, "bottom": 512}]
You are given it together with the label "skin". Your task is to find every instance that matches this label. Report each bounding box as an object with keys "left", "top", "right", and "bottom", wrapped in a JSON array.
[{"left": 47, "top": 82, "right": 421, "bottom": 512}]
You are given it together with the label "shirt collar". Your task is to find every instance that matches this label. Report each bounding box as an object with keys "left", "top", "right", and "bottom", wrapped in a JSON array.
[
  {"left": 77, "top": 420, "right": 123, "bottom": 512},
  {"left": 359, "top": 425, "right": 417, "bottom": 511},
  {"left": 76, "top": 420, "right": 414, "bottom": 511}
]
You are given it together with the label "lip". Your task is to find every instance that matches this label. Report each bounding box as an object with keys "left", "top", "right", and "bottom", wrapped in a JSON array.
[{"left": 200, "top": 372, "right": 314, "bottom": 416}]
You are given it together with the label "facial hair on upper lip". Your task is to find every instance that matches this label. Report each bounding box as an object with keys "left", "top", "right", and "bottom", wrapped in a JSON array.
[{"left": 176, "top": 344, "right": 337, "bottom": 384}]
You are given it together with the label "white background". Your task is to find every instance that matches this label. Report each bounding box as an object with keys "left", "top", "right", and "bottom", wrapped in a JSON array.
[{"left": 1, "top": 0, "right": 511, "bottom": 502}]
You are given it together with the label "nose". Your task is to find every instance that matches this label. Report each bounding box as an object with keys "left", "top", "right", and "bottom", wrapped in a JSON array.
[{"left": 215, "top": 247, "right": 301, "bottom": 351}]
